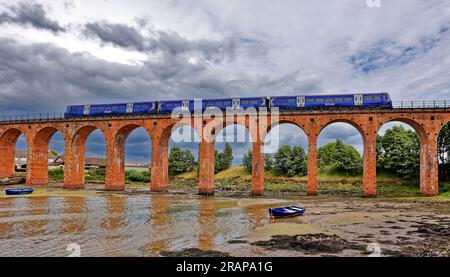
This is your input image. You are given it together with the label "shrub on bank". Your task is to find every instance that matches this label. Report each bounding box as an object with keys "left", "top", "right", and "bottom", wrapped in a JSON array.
[
  {"left": 48, "top": 168, "right": 64, "bottom": 181},
  {"left": 125, "top": 170, "right": 150, "bottom": 183}
]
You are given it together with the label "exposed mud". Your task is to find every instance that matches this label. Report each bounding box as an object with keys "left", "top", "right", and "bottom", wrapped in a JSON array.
[{"left": 252, "top": 233, "right": 364, "bottom": 254}]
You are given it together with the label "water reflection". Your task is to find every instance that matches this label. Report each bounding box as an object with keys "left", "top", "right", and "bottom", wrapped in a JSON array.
[
  {"left": 23, "top": 197, "right": 48, "bottom": 237},
  {"left": 0, "top": 198, "right": 14, "bottom": 239},
  {"left": 101, "top": 196, "right": 125, "bottom": 231},
  {"left": 198, "top": 199, "right": 217, "bottom": 250},
  {"left": 0, "top": 194, "right": 274, "bottom": 256},
  {"left": 61, "top": 197, "right": 86, "bottom": 234},
  {"left": 146, "top": 195, "right": 169, "bottom": 254}
]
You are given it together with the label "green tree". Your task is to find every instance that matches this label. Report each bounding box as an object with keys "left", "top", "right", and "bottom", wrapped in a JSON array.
[
  {"left": 377, "top": 126, "right": 420, "bottom": 178},
  {"left": 291, "top": 146, "right": 307, "bottom": 176},
  {"left": 438, "top": 123, "right": 450, "bottom": 181},
  {"left": 223, "top": 142, "right": 233, "bottom": 170},
  {"left": 272, "top": 145, "right": 307, "bottom": 177},
  {"left": 242, "top": 151, "right": 275, "bottom": 172},
  {"left": 242, "top": 149, "right": 252, "bottom": 172},
  {"left": 318, "top": 140, "right": 362, "bottom": 176},
  {"left": 438, "top": 123, "right": 450, "bottom": 165},
  {"left": 264, "top": 154, "right": 274, "bottom": 171},
  {"left": 215, "top": 143, "right": 234, "bottom": 173},
  {"left": 333, "top": 140, "right": 361, "bottom": 175},
  {"left": 169, "top": 146, "right": 196, "bottom": 176}
]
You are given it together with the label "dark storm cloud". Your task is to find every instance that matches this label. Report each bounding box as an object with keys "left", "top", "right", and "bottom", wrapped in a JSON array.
[
  {"left": 0, "top": 2, "right": 65, "bottom": 33},
  {"left": 82, "top": 20, "right": 236, "bottom": 63},
  {"left": 84, "top": 22, "right": 147, "bottom": 51},
  {"left": 0, "top": 37, "right": 318, "bottom": 114}
]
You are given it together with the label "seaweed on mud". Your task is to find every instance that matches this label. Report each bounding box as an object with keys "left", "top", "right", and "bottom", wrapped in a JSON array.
[
  {"left": 252, "top": 233, "right": 364, "bottom": 254},
  {"left": 159, "top": 248, "right": 231, "bottom": 257}
]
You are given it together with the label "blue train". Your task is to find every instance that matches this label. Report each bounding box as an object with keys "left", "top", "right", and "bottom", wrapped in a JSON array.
[
  {"left": 270, "top": 93, "right": 392, "bottom": 109},
  {"left": 64, "top": 93, "right": 392, "bottom": 118}
]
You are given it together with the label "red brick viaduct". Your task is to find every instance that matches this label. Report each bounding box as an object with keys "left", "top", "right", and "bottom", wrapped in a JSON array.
[{"left": 1, "top": 108, "right": 449, "bottom": 197}]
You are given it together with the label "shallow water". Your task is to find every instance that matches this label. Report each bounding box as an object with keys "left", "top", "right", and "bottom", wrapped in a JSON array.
[
  {"left": 0, "top": 194, "right": 291, "bottom": 257},
  {"left": 1, "top": 193, "right": 448, "bottom": 257}
]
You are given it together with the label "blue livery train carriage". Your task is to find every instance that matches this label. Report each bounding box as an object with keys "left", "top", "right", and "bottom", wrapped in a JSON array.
[
  {"left": 157, "top": 97, "right": 268, "bottom": 114},
  {"left": 270, "top": 92, "right": 392, "bottom": 109},
  {"left": 65, "top": 101, "right": 156, "bottom": 118}
]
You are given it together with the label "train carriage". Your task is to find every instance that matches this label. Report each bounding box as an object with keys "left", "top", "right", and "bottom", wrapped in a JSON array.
[
  {"left": 158, "top": 97, "right": 268, "bottom": 113},
  {"left": 65, "top": 101, "right": 156, "bottom": 118},
  {"left": 270, "top": 93, "right": 392, "bottom": 109}
]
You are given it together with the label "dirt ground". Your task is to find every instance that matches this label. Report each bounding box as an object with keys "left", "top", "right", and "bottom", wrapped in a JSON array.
[{"left": 245, "top": 197, "right": 450, "bottom": 257}]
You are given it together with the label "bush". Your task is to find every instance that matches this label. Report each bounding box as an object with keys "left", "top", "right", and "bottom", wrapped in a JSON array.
[
  {"left": 377, "top": 126, "right": 420, "bottom": 179},
  {"left": 125, "top": 170, "right": 150, "bottom": 183},
  {"left": 48, "top": 168, "right": 64, "bottom": 181},
  {"left": 272, "top": 145, "right": 307, "bottom": 177},
  {"left": 215, "top": 143, "right": 233, "bottom": 173},
  {"left": 242, "top": 150, "right": 274, "bottom": 172},
  {"left": 318, "top": 140, "right": 362, "bottom": 176},
  {"left": 169, "top": 146, "right": 197, "bottom": 176},
  {"left": 85, "top": 166, "right": 105, "bottom": 181}
]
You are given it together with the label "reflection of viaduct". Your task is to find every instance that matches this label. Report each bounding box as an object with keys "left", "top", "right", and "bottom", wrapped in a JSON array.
[{"left": 1, "top": 108, "right": 449, "bottom": 196}]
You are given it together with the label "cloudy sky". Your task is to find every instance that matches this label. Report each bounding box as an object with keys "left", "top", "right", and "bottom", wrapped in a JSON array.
[{"left": 1, "top": 0, "right": 449, "bottom": 164}]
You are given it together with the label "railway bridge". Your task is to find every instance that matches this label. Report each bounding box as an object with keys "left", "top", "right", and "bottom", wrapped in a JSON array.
[{"left": 1, "top": 106, "right": 449, "bottom": 197}]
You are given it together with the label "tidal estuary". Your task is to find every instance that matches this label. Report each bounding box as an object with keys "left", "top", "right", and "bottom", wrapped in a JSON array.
[{"left": 0, "top": 191, "right": 449, "bottom": 257}]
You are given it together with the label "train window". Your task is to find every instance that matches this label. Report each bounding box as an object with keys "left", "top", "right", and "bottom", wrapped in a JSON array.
[
  {"left": 277, "top": 99, "right": 295, "bottom": 104},
  {"left": 364, "top": 95, "right": 382, "bottom": 101},
  {"left": 345, "top": 97, "right": 353, "bottom": 102},
  {"left": 325, "top": 98, "right": 334, "bottom": 103},
  {"left": 306, "top": 98, "right": 314, "bottom": 103}
]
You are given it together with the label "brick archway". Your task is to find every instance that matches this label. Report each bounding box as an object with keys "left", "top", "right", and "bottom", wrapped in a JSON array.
[
  {"left": 378, "top": 117, "right": 434, "bottom": 195},
  {"left": 27, "top": 126, "right": 65, "bottom": 185},
  {"left": 261, "top": 120, "right": 308, "bottom": 194},
  {"left": 317, "top": 119, "right": 370, "bottom": 195},
  {"left": 150, "top": 121, "right": 202, "bottom": 193},
  {"left": 64, "top": 125, "right": 107, "bottom": 189},
  {"left": 105, "top": 123, "right": 151, "bottom": 190},
  {"left": 0, "top": 127, "right": 28, "bottom": 179}
]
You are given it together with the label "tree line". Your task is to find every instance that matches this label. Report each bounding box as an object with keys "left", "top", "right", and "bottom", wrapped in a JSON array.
[{"left": 168, "top": 125, "right": 450, "bottom": 180}]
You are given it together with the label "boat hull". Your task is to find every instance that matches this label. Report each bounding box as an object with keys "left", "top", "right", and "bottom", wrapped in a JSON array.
[
  {"left": 269, "top": 206, "right": 305, "bottom": 218},
  {"left": 5, "top": 188, "right": 34, "bottom": 195}
]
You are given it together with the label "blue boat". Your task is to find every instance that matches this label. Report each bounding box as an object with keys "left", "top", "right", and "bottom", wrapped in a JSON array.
[
  {"left": 5, "top": 188, "right": 33, "bottom": 195},
  {"left": 268, "top": 206, "right": 305, "bottom": 218}
]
